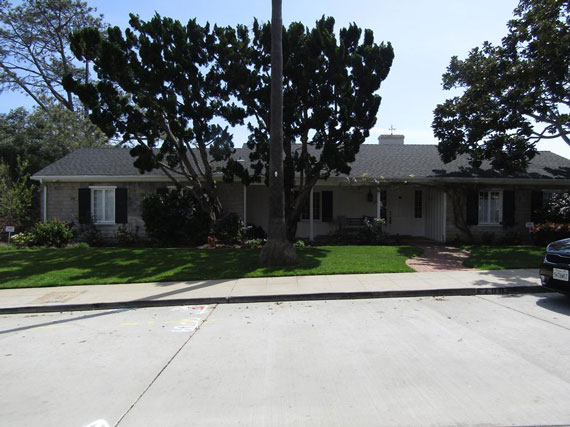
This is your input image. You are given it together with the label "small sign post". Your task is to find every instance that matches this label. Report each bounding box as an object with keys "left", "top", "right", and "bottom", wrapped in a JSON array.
[
  {"left": 5, "top": 225, "right": 15, "bottom": 242},
  {"left": 525, "top": 222, "right": 534, "bottom": 229}
]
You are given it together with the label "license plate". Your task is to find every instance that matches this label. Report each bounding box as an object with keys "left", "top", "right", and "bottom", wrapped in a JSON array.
[{"left": 553, "top": 268, "right": 569, "bottom": 281}]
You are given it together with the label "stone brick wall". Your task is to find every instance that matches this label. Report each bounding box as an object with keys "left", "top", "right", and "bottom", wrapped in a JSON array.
[
  {"left": 43, "top": 181, "right": 166, "bottom": 239},
  {"left": 42, "top": 181, "right": 246, "bottom": 241},
  {"left": 444, "top": 186, "right": 552, "bottom": 243},
  {"left": 217, "top": 183, "right": 245, "bottom": 218}
]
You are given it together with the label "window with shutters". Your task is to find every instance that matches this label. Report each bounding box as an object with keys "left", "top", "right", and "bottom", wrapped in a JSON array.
[
  {"left": 91, "top": 187, "right": 115, "bottom": 223},
  {"left": 478, "top": 190, "right": 502, "bottom": 225},
  {"left": 301, "top": 192, "right": 321, "bottom": 221}
]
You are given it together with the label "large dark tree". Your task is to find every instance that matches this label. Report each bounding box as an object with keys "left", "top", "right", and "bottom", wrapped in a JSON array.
[
  {"left": 217, "top": 16, "right": 394, "bottom": 240},
  {"left": 259, "top": 0, "right": 296, "bottom": 266},
  {"left": 65, "top": 14, "right": 245, "bottom": 221},
  {"left": 0, "top": 0, "right": 105, "bottom": 112},
  {"left": 433, "top": 0, "right": 570, "bottom": 173}
]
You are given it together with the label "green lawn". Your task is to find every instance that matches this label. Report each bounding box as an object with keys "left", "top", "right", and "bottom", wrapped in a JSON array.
[
  {"left": 0, "top": 244, "right": 422, "bottom": 289},
  {"left": 462, "top": 245, "right": 545, "bottom": 270}
]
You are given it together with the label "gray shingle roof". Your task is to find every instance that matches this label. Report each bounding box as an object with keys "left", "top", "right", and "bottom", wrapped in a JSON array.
[
  {"left": 32, "top": 145, "right": 570, "bottom": 181},
  {"left": 33, "top": 147, "right": 164, "bottom": 177}
]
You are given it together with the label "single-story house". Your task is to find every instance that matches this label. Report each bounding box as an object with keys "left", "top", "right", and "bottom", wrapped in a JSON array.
[{"left": 31, "top": 134, "right": 570, "bottom": 243}]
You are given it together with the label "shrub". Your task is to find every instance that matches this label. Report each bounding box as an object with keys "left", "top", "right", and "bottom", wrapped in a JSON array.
[
  {"left": 500, "top": 231, "right": 522, "bottom": 245},
  {"left": 530, "top": 222, "right": 570, "bottom": 246},
  {"left": 362, "top": 217, "right": 385, "bottom": 244},
  {"left": 294, "top": 239, "right": 306, "bottom": 249},
  {"left": 212, "top": 212, "right": 243, "bottom": 245},
  {"left": 10, "top": 231, "right": 35, "bottom": 247},
  {"left": 142, "top": 190, "right": 211, "bottom": 246},
  {"left": 242, "top": 238, "right": 266, "bottom": 249},
  {"left": 114, "top": 224, "right": 140, "bottom": 246},
  {"left": 480, "top": 231, "right": 496, "bottom": 245},
  {"left": 538, "top": 193, "right": 570, "bottom": 223},
  {"left": 11, "top": 220, "right": 74, "bottom": 248},
  {"left": 242, "top": 224, "right": 267, "bottom": 240}
]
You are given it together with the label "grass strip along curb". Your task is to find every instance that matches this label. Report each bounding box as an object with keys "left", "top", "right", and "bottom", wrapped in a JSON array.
[{"left": 0, "top": 285, "right": 549, "bottom": 315}]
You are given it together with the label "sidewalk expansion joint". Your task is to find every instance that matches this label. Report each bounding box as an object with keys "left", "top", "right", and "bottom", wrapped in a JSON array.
[
  {"left": 114, "top": 304, "right": 216, "bottom": 427},
  {"left": 0, "top": 286, "right": 549, "bottom": 315}
]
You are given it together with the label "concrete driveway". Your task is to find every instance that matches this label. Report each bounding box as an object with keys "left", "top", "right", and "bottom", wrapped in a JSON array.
[{"left": 1, "top": 294, "right": 570, "bottom": 426}]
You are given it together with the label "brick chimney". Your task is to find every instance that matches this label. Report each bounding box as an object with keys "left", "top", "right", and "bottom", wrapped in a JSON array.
[{"left": 378, "top": 134, "right": 405, "bottom": 145}]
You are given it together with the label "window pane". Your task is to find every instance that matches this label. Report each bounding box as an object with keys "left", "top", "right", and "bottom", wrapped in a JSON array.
[
  {"left": 479, "top": 192, "right": 489, "bottom": 223},
  {"left": 490, "top": 192, "right": 500, "bottom": 223},
  {"left": 105, "top": 189, "right": 115, "bottom": 222},
  {"left": 93, "top": 190, "right": 103, "bottom": 222}
]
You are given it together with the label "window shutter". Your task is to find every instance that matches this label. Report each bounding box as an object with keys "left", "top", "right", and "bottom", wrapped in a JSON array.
[
  {"left": 78, "top": 188, "right": 91, "bottom": 224},
  {"left": 322, "top": 191, "right": 333, "bottom": 222},
  {"left": 530, "top": 190, "right": 543, "bottom": 222},
  {"left": 466, "top": 190, "right": 479, "bottom": 225},
  {"left": 115, "top": 188, "right": 128, "bottom": 224},
  {"left": 503, "top": 190, "right": 515, "bottom": 226},
  {"left": 156, "top": 187, "right": 168, "bottom": 196}
]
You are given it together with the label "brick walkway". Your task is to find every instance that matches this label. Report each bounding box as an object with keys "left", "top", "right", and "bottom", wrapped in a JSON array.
[{"left": 406, "top": 243, "right": 473, "bottom": 272}]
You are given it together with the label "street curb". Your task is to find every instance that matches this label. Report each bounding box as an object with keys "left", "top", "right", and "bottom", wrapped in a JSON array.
[{"left": 0, "top": 285, "right": 550, "bottom": 315}]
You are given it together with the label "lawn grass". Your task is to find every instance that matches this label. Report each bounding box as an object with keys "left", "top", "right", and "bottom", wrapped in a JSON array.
[
  {"left": 0, "top": 245, "right": 423, "bottom": 289},
  {"left": 462, "top": 245, "right": 545, "bottom": 270}
]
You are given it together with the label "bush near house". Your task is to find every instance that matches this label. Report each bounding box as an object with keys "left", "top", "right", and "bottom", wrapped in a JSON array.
[
  {"left": 142, "top": 190, "right": 211, "bottom": 246},
  {"left": 529, "top": 194, "right": 570, "bottom": 246},
  {"left": 11, "top": 220, "right": 74, "bottom": 248},
  {"left": 212, "top": 212, "right": 243, "bottom": 245},
  {"left": 529, "top": 223, "right": 570, "bottom": 247}
]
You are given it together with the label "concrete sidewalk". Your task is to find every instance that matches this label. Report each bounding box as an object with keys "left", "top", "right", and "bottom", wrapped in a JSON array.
[{"left": 0, "top": 269, "right": 546, "bottom": 314}]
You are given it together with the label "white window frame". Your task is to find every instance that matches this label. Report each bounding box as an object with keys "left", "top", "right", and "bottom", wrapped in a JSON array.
[
  {"left": 90, "top": 186, "right": 116, "bottom": 224},
  {"left": 478, "top": 189, "right": 503, "bottom": 225},
  {"left": 301, "top": 191, "right": 321, "bottom": 221}
]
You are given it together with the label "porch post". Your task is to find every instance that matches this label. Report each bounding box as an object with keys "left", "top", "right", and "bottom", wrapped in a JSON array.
[
  {"left": 442, "top": 191, "right": 447, "bottom": 243},
  {"left": 309, "top": 187, "right": 314, "bottom": 241},
  {"left": 243, "top": 184, "right": 247, "bottom": 225},
  {"left": 376, "top": 189, "right": 381, "bottom": 218}
]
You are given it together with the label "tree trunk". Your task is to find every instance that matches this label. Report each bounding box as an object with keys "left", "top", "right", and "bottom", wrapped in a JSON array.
[{"left": 260, "top": 0, "right": 296, "bottom": 266}]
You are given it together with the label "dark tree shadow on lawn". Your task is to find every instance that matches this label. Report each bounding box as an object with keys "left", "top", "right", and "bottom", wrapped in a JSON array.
[
  {"left": 0, "top": 246, "right": 328, "bottom": 289},
  {"left": 396, "top": 245, "right": 424, "bottom": 258}
]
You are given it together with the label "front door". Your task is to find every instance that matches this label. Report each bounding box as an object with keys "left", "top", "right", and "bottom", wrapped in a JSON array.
[{"left": 384, "top": 188, "right": 424, "bottom": 236}]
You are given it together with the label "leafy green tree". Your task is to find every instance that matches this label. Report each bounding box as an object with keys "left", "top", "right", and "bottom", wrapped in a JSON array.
[
  {"left": 217, "top": 16, "right": 394, "bottom": 240},
  {"left": 433, "top": 0, "right": 570, "bottom": 173},
  {"left": 0, "top": 0, "right": 105, "bottom": 112},
  {"left": 0, "top": 157, "right": 35, "bottom": 230},
  {"left": 0, "top": 102, "right": 108, "bottom": 179},
  {"left": 65, "top": 14, "right": 246, "bottom": 221}
]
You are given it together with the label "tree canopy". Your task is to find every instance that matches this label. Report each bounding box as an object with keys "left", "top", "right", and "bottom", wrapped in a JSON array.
[
  {"left": 433, "top": 0, "right": 570, "bottom": 173},
  {"left": 0, "top": 0, "right": 105, "bottom": 112},
  {"left": 217, "top": 16, "right": 394, "bottom": 239},
  {"left": 65, "top": 14, "right": 246, "bottom": 220},
  {"left": 0, "top": 103, "right": 107, "bottom": 179}
]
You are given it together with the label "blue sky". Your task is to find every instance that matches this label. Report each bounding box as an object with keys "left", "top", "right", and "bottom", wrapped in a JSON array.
[{"left": 2, "top": 0, "right": 569, "bottom": 158}]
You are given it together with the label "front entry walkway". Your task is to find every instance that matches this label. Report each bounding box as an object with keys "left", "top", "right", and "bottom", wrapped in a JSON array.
[{"left": 406, "top": 242, "right": 473, "bottom": 272}]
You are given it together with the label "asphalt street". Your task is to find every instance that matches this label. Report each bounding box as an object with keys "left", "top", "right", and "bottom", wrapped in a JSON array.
[{"left": 1, "top": 293, "right": 570, "bottom": 427}]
